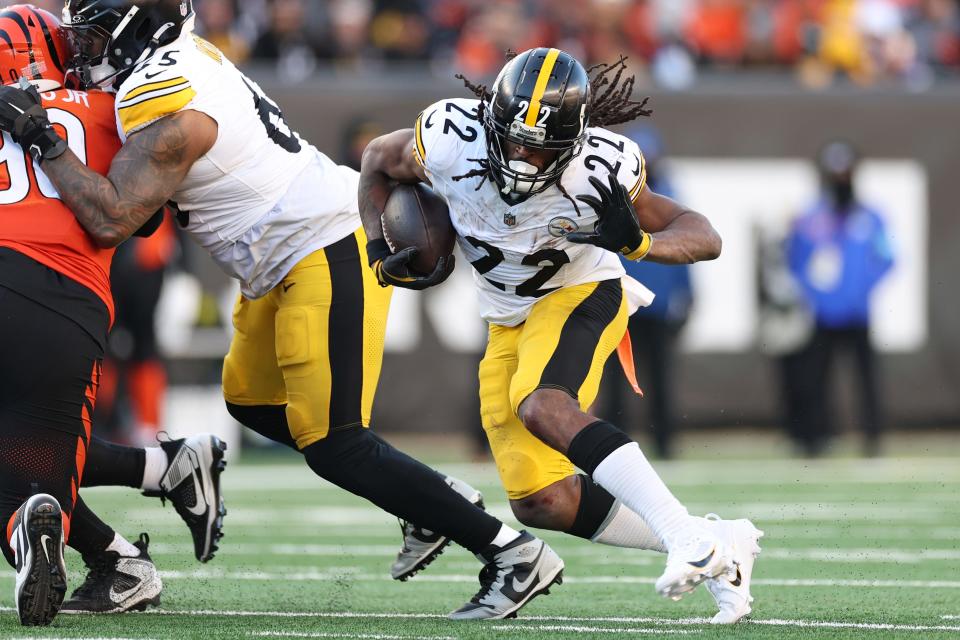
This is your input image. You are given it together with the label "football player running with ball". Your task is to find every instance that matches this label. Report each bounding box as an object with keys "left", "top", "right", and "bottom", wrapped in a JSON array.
[
  {"left": 0, "top": 0, "right": 562, "bottom": 621},
  {"left": 360, "top": 48, "right": 763, "bottom": 624}
]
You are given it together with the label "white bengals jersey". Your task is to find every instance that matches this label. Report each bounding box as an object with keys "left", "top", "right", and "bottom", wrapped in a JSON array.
[
  {"left": 113, "top": 33, "right": 359, "bottom": 298},
  {"left": 414, "top": 98, "right": 654, "bottom": 326}
]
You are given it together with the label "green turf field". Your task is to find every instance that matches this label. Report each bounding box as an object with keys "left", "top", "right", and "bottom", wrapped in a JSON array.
[{"left": 1, "top": 440, "right": 959, "bottom": 639}]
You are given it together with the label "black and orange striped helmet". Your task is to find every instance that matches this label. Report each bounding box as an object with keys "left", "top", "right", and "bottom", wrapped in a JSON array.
[{"left": 0, "top": 4, "right": 69, "bottom": 91}]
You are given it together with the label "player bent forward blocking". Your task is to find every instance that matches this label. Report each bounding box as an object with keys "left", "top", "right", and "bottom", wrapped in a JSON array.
[
  {"left": 360, "top": 48, "right": 763, "bottom": 624},
  {"left": 0, "top": 0, "right": 566, "bottom": 621}
]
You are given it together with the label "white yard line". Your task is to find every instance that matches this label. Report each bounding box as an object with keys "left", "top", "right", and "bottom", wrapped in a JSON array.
[
  {"left": 251, "top": 632, "right": 455, "bottom": 640},
  {"left": 13, "top": 608, "right": 956, "bottom": 634},
  {"left": 490, "top": 626, "right": 694, "bottom": 635}
]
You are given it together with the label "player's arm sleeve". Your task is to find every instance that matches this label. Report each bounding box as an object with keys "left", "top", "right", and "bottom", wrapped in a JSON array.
[{"left": 115, "top": 76, "right": 198, "bottom": 137}]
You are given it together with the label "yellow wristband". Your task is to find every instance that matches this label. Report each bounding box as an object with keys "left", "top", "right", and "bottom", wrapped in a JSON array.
[{"left": 623, "top": 233, "right": 652, "bottom": 261}]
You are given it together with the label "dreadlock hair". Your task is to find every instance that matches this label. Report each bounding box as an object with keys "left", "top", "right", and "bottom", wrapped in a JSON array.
[{"left": 452, "top": 52, "right": 652, "bottom": 214}]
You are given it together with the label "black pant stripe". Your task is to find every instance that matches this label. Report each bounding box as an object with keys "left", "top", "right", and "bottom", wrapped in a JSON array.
[
  {"left": 539, "top": 279, "right": 623, "bottom": 397},
  {"left": 324, "top": 233, "right": 365, "bottom": 430}
]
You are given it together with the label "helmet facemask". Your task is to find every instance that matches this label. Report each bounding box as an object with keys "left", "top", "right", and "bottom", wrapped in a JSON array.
[
  {"left": 484, "top": 109, "right": 584, "bottom": 199},
  {"left": 61, "top": 1, "right": 194, "bottom": 89}
]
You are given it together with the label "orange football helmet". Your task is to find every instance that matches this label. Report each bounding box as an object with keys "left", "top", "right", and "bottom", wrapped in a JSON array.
[{"left": 0, "top": 4, "right": 70, "bottom": 91}]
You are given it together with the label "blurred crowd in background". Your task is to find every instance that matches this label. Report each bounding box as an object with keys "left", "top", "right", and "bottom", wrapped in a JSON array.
[{"left": 24, "top": 0, "right": 960, "bottom": 88}]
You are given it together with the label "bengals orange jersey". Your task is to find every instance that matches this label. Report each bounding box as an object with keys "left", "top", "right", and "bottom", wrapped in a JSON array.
[{"left": 0, "top": 88, "right": 121, "bottom": 320}]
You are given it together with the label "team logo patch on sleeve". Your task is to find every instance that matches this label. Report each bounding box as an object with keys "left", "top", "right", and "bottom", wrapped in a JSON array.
[{"left": 548, "top": 216, "right": 579, "bottom": 237}]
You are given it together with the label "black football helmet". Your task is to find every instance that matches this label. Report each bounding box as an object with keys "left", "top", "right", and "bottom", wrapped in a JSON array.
[
  {"left": 61, "top": 0, "right": 195, "bottom": 88},
  {"left": 485, "top": 48, "right": 590, "bottom": 200}
]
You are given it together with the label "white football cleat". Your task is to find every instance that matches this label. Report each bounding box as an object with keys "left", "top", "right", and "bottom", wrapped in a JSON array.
[
  {"left": 704, "top": 515, "right": 764, "bottom": 624},
  {"left": 654, "top": 524, "right": 734, "bottom": 601}
]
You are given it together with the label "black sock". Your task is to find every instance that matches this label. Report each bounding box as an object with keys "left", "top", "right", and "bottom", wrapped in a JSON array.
[
  {"left": 82, "top": 437, "right": 146, "bottom": 488},
  {"left": 226, "top": 402, "right": 299, "bottom": 451},
  {"left": 566, "top": 474, "right": 617, "bottom": 539},
  {"left": 68, "top": 496, "right": 116, "bottom": 560},
  {"left": 302, "top": 426, "right": 500, "bottom": 553},
  {"left": 567, "top": 420, "right": 633, "bottom": 476}
]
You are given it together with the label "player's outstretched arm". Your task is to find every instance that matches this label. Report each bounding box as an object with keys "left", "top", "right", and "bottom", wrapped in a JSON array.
[
  {"left": 633, "top": 187, "right": 722, "bottom": 264},
  {"left": 42, "top": 111, "right": 217, "bottom": 248}
]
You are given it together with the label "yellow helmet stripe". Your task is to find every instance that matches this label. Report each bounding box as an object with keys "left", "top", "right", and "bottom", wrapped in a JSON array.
[{"left": 525, "top": 48, "right": 561, "bottom": 127}]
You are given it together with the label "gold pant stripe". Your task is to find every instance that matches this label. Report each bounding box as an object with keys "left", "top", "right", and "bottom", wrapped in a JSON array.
[
  {"left": 222, "top": 227, "right": 391, "bottom": 450},
  {"left": 480, "top": 280, "right": 628, "bottom": 500}
]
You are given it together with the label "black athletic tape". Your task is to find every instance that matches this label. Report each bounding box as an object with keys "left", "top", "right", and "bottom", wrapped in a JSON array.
[
  {"left": 566, "top": 420, "right": 633, "bottom": 476},
  {"left": 567, "top": 474, "right": 617, "bottom": 539}
]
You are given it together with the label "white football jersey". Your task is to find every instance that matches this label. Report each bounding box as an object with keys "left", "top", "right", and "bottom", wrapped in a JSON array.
[
  {"left": 113, "top": 33, "right": 359, "bottom": 298},
  {"left": 414, "top": 98, "right": 654, "bottom": 326}
]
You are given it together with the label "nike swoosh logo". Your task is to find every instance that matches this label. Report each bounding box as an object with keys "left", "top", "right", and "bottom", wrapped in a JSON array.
[
  {"left": 185, "top": 470, "right": 208, "bottom": 517},
  {"left": 282, "top": 281, "right": 295, "bottom": 292},
  {"left": 144, "top": 71, "right": 165, "bottom": 80},
  {"left": 688, "top": 547, "right": 715, "bottom": 569},
  {"left": 424, "top": 110, "right": 436, "bottom": 129},
  {"left": 13, "top": 529, "right": 23, "bottom": 573},
  {"left": 510, "top": 546, "right": 544, "bottom": 593},
  {"left": 110, "top": 566, "right": 150, "bottom": 603},
  {"left": 39, "top": 534, "right": 52, "bottom": 564},
  {"left": 729, "top": 567, "right": 742, "bottom": 587},
  {"left": 632, "top": 154, "right": 641, "bottom": 176}
]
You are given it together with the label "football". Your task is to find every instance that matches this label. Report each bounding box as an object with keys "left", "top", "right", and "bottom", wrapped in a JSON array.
[{"left": 381, "top": 183, "right": 456, "bottom": 275}]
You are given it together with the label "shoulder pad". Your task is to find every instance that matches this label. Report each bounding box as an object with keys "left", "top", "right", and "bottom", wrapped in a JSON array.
[
  {"left": 115, "top": 48, "right": 198, "bottom": 136},
  {"left": 413, "top": 98, "right": 483, "bottom": 176},
  {"left": 573, "top": 128, "right": 647, "bottom": 201}
]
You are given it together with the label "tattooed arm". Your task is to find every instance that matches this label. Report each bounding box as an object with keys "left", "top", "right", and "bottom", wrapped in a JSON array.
[{"left": 42, "top": 110, "right": 217, "bottom": 248}]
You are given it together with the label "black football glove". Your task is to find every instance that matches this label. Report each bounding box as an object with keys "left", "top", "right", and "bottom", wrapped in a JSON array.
[
  {"left": 0, "top": 81, "right": 67, "bottom": 163},
  {"left": 366, "top": 238, "right": 455, "bottom": 290},
  {"left": 567, "top": 173, "right": 652, "bottom": 261}
]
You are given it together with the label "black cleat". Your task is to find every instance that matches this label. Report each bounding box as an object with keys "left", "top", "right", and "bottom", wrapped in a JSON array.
[
  {"left": 11, "top": 494, "right": 67, "bottom": 626},
  {"left": 61, "top": 533, "right": 162, "bottom": 614},
  {"left": 146, "top": 433, "right": 227, "bottom": 562},
  {"left": 391, "top": 475, "right": 484, "bottom": 581}
]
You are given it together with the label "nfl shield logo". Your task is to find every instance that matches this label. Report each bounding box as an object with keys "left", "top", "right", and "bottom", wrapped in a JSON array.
[{"left": 503, "top": 213, "right": 516, "bottom": 227}]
